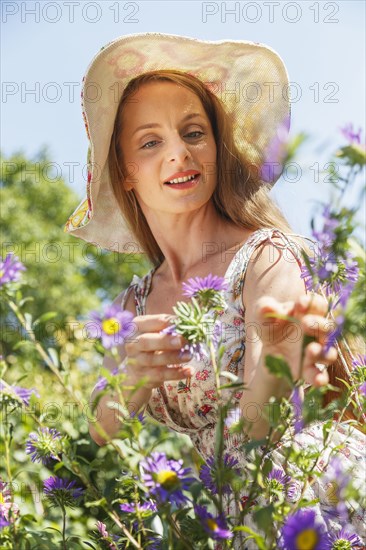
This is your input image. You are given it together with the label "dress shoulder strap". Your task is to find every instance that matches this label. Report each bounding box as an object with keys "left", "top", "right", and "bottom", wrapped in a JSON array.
[
  {"left": 225, "top": 227, "right": 308, "bottom": 302},
  {"left": 120, "top": 269, "right": 156, "bottom": 316}
]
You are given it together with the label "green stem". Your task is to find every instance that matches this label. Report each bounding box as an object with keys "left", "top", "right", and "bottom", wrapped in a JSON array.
[
  {"left": 6, "top": 296, "right": 128, "bottom": 461},
  {"left": 61, "top": 505, "right": 67, "bottom": 550}
]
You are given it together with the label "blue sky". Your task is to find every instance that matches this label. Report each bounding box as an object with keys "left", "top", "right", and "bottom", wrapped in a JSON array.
[{"left": 2, "top": 0, "right": 365, "bottom": 236}]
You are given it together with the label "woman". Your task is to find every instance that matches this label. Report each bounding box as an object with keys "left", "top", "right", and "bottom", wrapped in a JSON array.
[{"left": 65, "top": 34, "right": 365, "bottom": 546}]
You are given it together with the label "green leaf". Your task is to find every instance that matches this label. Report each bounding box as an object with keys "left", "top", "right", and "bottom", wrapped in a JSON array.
[
  {"left": 233, "top": 525, "right": 267, "bottom": 550},
  {"left": 47, "top": 347, "right": 59, "bottom": 368},
  {"left": 265, "top": 355, "right": 293, "bottom": 384},
  {"left": 253, "top": 504, "right": 275, "bottom": 531},
  {"left": 33, "top": 311, "right": 58, "bottom": 327}
]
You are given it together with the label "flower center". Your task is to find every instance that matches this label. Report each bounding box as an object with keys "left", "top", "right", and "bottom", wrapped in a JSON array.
[
  {"left": 156, "top": 470, "right": 179, "bottom": 490},
  {"left": 295, "top": 529, "right": 318, "bottom": 550},
  {"left": 0, "top": 493, "right": 5, "bottom": 504},
  {"left": 206, "top": 518, "right": 219, "bottom": 532},
  {"left": 333, "top": 540, "right": 352, "bottom": 550},
  {"left": 102, "top": 318, "right": 121, "bottom": 335}
]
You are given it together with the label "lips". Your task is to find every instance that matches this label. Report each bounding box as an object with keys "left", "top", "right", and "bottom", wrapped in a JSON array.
[{"left": 164, "top": 170, "right": 201, "bottom": 185}]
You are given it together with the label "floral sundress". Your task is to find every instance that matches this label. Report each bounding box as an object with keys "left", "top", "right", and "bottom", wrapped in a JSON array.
[{"left": 121, "top": 228, "right": 366, "bottom": 548}]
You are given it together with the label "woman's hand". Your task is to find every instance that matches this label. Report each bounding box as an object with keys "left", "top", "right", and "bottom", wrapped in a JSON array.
[
  {"left": 124, "top": 314, "right": 194, "bottom": 389},
  {"left": 255, "top": 293, "right": 337, "bottom": 387}
]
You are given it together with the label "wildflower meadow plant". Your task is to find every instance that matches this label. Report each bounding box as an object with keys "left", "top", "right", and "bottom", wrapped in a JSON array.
[{"left": 0, "top": 128, "right": 365, "bottom": 548}]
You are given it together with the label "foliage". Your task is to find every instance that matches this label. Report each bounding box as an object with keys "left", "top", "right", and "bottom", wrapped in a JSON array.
[{"left": 1, "top": 131, "right": 365, "bottom": 549}]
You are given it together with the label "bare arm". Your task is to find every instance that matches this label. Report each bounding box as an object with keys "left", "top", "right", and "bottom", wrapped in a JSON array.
[
  {"left": 240, "top": 240, "right": 336, "bottom": 439},
  {"left": 88, "top": 289, "right": 151, "bottom": 445},
  {"left": 89, "top": 289, "right": 194, "bottom": 446}
]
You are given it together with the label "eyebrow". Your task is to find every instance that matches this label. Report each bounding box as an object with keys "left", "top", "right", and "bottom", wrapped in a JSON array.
[{"left": 132, "top": 113, "right": 205, "bottom": 137}]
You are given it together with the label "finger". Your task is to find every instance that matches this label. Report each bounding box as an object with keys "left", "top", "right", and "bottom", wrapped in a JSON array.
[
  {"left": 126, "top": 332, "right": 184, "bottom": 354},
  {"left": 304, "top": 341, "right": 338, "bottom": 365},
  {"left": 301, "top": 315, "right": 336, "bottom": 344},
  {"left": 144, "top": 364, "right": 195, "bottom": 386},
  {"left": 302, "top": 342, "right": 337, "bottom": 387},
  {"left": 255, "top": 296, "right": 295, "bottom": 322},
  {"left": 295, "top": 294, "right": 328, "bottom": 317},
  {"left": 303, "top": 364, "right": 329, "bottom": 387},
  {"left": 132, "top": 314, "right": 175, "bottom": 333},
  {"left": 133, "top": 349, "right": 193, "bottom": 368}
]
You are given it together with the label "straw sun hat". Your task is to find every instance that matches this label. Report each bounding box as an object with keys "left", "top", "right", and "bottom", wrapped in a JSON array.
[{"left": 64, "top": 32, "right": 290, "bottom": 253}]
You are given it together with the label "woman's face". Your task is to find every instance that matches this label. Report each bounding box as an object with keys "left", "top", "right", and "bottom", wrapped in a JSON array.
[{"left": 119, "top": 80, "right": 217, "bottom": 217}]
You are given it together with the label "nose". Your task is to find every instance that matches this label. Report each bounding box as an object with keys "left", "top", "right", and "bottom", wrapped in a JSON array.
[{"left": 167, "top": 134, "right": 191, "bottom": 163}]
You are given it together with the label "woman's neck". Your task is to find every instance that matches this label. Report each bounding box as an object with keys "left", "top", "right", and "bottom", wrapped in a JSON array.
[{"left": 143, "top": 202, "right": 249, "bottom": 285}]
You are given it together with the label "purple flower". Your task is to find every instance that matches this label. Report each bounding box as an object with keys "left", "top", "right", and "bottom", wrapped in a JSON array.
[
  {"left": 322, "top": 457, "right": 351, "bottom": 522},
  {"left": 0, "top": 254, "right": 26, "bottom": 286},
  {"left": 266, "top": 468, "right": 297, "bottom": 501},
  {"left": 195, "top": 504, "right": 233, "bottom": 540},
  {"left": 358, "top": 381, "right": 366, "bottom": 396},
  {"left": 326, "top": 527, "right": 363, "bottom": 549},
  {"left": 0, "top": 515, "right": 10, "bottom": 529},
  {"left": 291, "top": 386, "right": 304, "bottom": 434},
  {"left": 352, "top": 354, "right": 366, "bottom": 370},
  {"left": 340, "top": 123, "right": 362, "bottom": 145},
  {"left": 43, "top": 476, "right": 84, "bottom": 508},
  {"left": 140, "top": 452, "right": 196, "bottom": 507},
  {"left": 261, "top": 114, "right": 290, "bottom": 184},
  {"left": 199, "top": 454, "right": 240, "bottom": 495},
  {"left": 0, "top": 380, "right": 39, "bottom": 407},
  {"left": 182, "top": 275, "right": 228, "bottom": 297},
  {"left": 280, "top": 508, "right": 328, "bottom": 549},
  {"left": 94, "top": 367, "right": 120, "bottom": 392},
  {"left": 87, "top": 304, "right": 135, "bottom": 349},
  {"left": 120, "top": 501, "right": 157, "bottom": 514},
  {"left": 26, "top": 427, "right": 62, "bottom": 464},
  {"left": 182, "top": 275, "right": 228, "bottom": 309}
]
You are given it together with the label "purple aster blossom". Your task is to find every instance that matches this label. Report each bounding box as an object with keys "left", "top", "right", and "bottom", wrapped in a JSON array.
[
  {"left": 0, "top": 380, "right": 39, "bottom": 407},
  {"left": 140, "top": 452, "right": 196, "bottom": 507},
  {"left": 94, "top": 367, "right": 120, "bottom": 392},
  {"left": 25, "top": 427, "right": 62, "bottom": 465},
  {"left": 340, "top": 123, "right": 362, "bottom": 145},
  {"left": 86, "top": 304, "right": 135, "bottom": 349},
  {"left": 280, "top": 508, "right": 328, "bottom": 549},
  {"left": 322, "top": 457, "right": 351, "bottom": 499},
  {"left": 352, "top": 354, "right": 366, "bottom": 370},
  {"left": 0, "top": 253, "right": 26, "bottom": 286},
  {"left": 290, "top": 386, "right": 304, "bottom": 434},
  {"left": 326, "top": 527, "right": 363, "bottom": 549},
  {"left": 266, "top": 468, "right": 297, "bottom": 501},
  {"left": 43, "top": 476, "right": 84, "bottom": 508},
  {"left": 199, "top": 454, "right": 240, "bottom": 495},
  {"left": 261, "top": 114, "right": 290, "bottom": 184},
  {"left": 322, "top": 457, "right": 351, "bottom": 522},
  {"left": 146, "top": 536, "right": 163, "bottom": 550},
  {"left": 0, "top": 515, "right": 10, "bottom": 529},
  {"left": 182, "top": 275, "right": 228, "bottom": 297},
  {"left": 323, "top": 313, "right": 344, "bottom": 354},
  {"left": 358, "top": 381, "right": 366, "bottom": 396},
  {"left": 120, "top": 501, "right": 157, "bottom": 514},
  {"left": 195, "top": 504, "right": 233, "bottom": 540}
]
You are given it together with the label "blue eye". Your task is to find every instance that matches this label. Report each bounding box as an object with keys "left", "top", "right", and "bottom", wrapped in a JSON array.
[
  {"left": 186, "top": 131, "right": 204, "bottom": 138},
  {"left": 141, "top": 140, "right": 159, "bottom": 149}
]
